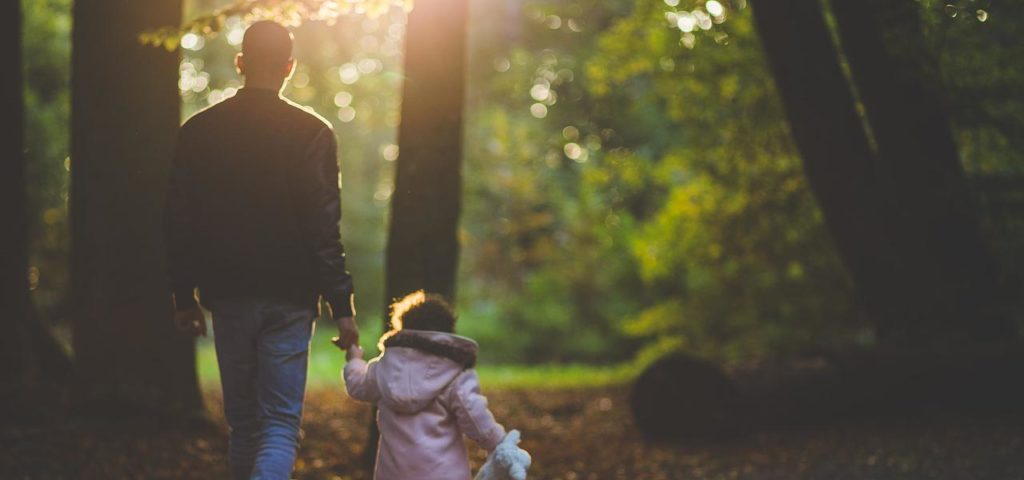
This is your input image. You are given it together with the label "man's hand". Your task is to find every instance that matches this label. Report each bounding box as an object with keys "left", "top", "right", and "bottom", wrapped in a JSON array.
[
  {"left": 332, "top": 315, "right": 359, "bottom": 350},
  {"left": 174, "top": 305, "right": 207, "bottom": 337}
]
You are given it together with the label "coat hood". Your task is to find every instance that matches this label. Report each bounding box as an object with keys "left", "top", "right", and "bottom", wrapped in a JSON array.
[{"left": 373, "top": 330, "right": 478, "bottom": 414}]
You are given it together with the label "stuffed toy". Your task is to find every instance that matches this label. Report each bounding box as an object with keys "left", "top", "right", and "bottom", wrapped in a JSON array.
[{"left": 474, "top": 430, "right": 532, "bottom": 480}]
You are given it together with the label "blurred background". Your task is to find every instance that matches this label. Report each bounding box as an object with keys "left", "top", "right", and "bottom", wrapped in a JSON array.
[
  {"left": 23, "top": 0, "right": 1024, "bottom": 378},
  {"left": 8, "top": 0, "right": 1024, "bottom": 477}
]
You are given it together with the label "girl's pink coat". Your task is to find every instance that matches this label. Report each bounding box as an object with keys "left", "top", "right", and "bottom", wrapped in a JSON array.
[{"left": 344, "top": 330, "right": 506, "bottom": 480}]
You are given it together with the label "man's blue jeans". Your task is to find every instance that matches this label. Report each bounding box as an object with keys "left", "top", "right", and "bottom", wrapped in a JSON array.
[{"left": 209, "top": 298, "right": 316, "bottom": 480}]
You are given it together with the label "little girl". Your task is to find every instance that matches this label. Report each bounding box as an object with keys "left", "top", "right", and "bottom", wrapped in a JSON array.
[{"left": 342, "top": 291, "right": 530, "bottom": 480}]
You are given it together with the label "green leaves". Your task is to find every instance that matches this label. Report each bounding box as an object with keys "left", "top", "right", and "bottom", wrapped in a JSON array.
[
  {"left": 138, "top": 0, "right": 411, "bottom": 50},
  {"left": 586, "top": 1, "right": 861, "bottom": 363}
]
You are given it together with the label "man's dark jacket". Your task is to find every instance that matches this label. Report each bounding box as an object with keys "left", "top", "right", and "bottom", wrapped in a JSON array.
[{"left": 164, "top": 87, "right": 355, "bottom": 317}]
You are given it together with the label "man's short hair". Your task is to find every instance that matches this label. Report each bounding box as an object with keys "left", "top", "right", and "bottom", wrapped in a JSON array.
[{"left": 241, "top": 20, "right": 293, "bottom": 68}]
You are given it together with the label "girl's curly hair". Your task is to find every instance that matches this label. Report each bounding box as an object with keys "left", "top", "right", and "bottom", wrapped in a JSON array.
[{"left": 378, "top": 290, "right": 457, "bottom": 350}]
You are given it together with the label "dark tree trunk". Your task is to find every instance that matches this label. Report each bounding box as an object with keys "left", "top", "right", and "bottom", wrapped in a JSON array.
[
  {"left": 829, "top": 0, "right": 1011, "bottom": 344},
  {"left": 749, "top": 0, "right": 907, "bottom": 339},
  {"left": 385, "top": 0, "right": 469, "bottom": 306},
  {"left": 70, "top": 0, "right": 203, "bottom": 418},
  {"left": 0, "top": 0, "right": 34, "bottom": 416},
  {"left": 750, "top": 0, "right": 1012, "bottom": 347},
  {"left": 368, "top": 0, "right": 470, "bottom": 463},
  {"left": 0, "top": 0, "right": 72, "bottom": 425}
]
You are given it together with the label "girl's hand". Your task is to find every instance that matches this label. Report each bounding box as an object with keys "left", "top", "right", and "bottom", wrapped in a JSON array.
[{"left": 345, "top": 344, "right": 364, "bottom": 361}]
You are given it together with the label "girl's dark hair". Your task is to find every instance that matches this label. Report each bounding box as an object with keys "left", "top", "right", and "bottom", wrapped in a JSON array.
[{"left": 378, "top": 291, "right": 457, "bottom": 349}]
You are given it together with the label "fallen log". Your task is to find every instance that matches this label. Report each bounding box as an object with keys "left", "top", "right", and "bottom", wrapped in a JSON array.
[{"left": 631, "top": 347, "right": 1024, "bottom": 441}]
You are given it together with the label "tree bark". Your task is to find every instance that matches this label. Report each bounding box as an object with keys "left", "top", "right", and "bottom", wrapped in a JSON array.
[
  {"left": 750, "top": 0, "right": 1013, "bottom": 346},
  {"left": 70, "top": 0, "right": 203, "bottom": 418},
  {"left": 0, "top": 0, "right": 35, "bottom": 416},
  {"left": 749, "top": 0, "right": 907, "bottom": 340},
  {"left": 829, "top": 0, "right": 1011, "bottom": 343},
  {"left": 385, "top": 0, "right": 469, "bottom": 306},
  {"left": 369, "top": 0, "right": 470, "bottom": 462},
  {"left": 0, "top": 0, "right": 72, "bottom": 425}
]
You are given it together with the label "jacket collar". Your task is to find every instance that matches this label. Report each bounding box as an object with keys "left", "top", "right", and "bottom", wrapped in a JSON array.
[{"left": 236, "top": 87, "right": 282, "bottom": 99}]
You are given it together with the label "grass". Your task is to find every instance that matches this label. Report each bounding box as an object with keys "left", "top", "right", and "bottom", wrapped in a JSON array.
[{"left": 197, "top": 328, "right": 640, "bottom": 390}]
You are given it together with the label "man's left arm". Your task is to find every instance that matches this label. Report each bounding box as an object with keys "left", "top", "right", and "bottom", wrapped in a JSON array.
[{"left": 300, "top": 127, "right": 357, "bottom": 343}]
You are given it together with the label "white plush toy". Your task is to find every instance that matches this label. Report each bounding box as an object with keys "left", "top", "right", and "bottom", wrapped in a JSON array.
[{"left": 474, "top": 430, "right": 532, "bottom": 480}]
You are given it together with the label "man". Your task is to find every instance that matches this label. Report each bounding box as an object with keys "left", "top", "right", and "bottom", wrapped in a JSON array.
[{"left": 164, "top": 21, "right": 359, "bottom": 479}]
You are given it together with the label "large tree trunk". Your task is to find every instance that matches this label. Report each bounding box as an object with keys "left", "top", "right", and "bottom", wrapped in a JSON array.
[
  {"left": 0, "top": 0, "right": 72, "bottom": 425},
  {"left": 369, "top": 0, "right": 470, "bottom": 462},
  {"left": 385, "top": 0, "right": 469, "bottom": 305},
  {"left": 749, "top": 0, "right": 907, "bottom": 340},
  {"left": 828, "top": 0, "right": 1011, "bottom": 344},
  {"left": 70, "top": 0, "right": 203, "bottom": 418},
  {"left": 750, "top": 0, "right": 1012, "bottom": 347},
  {"left": 0, "top": 0, "right": 34, "bottom": 418}
]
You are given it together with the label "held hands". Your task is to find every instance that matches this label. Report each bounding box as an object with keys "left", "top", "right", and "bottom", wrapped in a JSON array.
[
  {"left": 331, "top": 315, "right": 360, "bottom": 353},
  {"left": 345, "top": 344, "right": 364, "bottom": 361},
  {"left": 174, "top": 305, "right": 207, "bottom": 337}
]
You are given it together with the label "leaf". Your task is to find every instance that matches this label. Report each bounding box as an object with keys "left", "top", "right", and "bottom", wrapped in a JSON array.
[{"left": 163, "top": 34, "right": 180, "bottom": 52}]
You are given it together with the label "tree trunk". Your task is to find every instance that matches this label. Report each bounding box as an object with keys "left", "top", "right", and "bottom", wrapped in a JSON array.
[
  {"left": 0, "top": 0, "right": 72, "bottom": 425},
  {"left": 385, "top": 0, "right": 469, "bottom": 306},
  {"left": 828, "top": 0, "right": 1011, "bottom": 344},
  {"left": 0, "top": 0, "right": 34, "bottom": 417},
  {"left": 70, "top": 0, "right": 203, "bottom": 418},
  {"left": 749, "top": 0, "right": 907, "bottom": 340},
  {"left": 369, "top": 0, "right": 470, "bottom": 462},
  {"left": 750, "top": 0, "right": 1013, "bottom": 347}
]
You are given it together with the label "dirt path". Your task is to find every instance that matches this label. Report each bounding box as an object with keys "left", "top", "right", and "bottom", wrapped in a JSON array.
[{"left": 3, "top": 387, "right": 1023, "bottom": 479}]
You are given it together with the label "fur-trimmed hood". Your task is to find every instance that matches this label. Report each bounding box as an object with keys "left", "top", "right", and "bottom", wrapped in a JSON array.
[{"left": 374, "top": 330, "right": 479, "bottom": 413}]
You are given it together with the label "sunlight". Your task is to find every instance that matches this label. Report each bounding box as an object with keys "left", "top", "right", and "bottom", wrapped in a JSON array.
[
  {"left": 380, "top": 143, "right": 399, "bottom": 161},
  {"left": 15, "top": 0, "right": 1024, "bottom": 475},
  {"left": 333, "top": 91, "right": 353, "bottom": 107},
  {"left": 706, "top": 0, "right": 724, "bottom": 17},
  {"left": 180, "top": 32, "right": 204, "bottom": 50},
  {"left": 530, "top": 103, "right": 548, "bottom": 118}
]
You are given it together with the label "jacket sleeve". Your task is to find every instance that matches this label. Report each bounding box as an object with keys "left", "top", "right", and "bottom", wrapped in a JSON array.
[
  {"left": 164, "top": 127, "right": 198, "bottom": 310},
  {"left": 295, "top": 127, "right": 356, "bottom": 318},
  {"left": 443, "top": 369, "right": 507, "bottom": 451},
  {"left": 343, "top": 358, "right": 381, "bottom": 403}
]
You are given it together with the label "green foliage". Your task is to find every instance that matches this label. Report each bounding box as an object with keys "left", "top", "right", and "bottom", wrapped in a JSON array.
[
  {"left": 455, "top": 0, "right": 1024, "bottom": 364},
  {"left": 586, "top": 0, "right": 860, "bottom": 362},
  {"left": 916, "top": 0, "right": 1024, "bottom": 321},
  {"left": 456, "top": 0, "right": 654, "bottom": 364},
  {"left": 458, "top": 0, "right": 861, "bottom": 365},
  {"left": 141, "top": 0, "right": 410, "bottom": 50}
]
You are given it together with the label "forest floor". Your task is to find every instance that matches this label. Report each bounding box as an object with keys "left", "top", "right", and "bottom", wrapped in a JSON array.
[{"left": 3, "top": 386, "right": 1024, "bottom": 479}]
